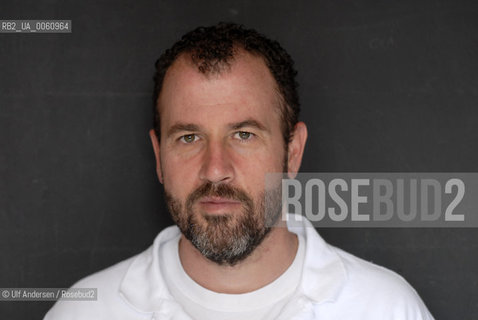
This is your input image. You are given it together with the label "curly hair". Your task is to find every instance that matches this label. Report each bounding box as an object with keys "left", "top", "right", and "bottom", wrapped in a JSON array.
[{"left": 153, "top": 22, "right": 300, "bottom": 145}]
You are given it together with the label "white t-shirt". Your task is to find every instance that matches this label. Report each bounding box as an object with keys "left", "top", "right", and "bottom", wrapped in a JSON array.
[
  {"left": 160, "top": 233, "right": 306, "bottom": 320},
  {"left": 44, "top": 215, "right": 435, "bottom": 320}
]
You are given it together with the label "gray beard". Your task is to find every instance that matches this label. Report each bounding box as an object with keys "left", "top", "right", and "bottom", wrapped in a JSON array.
[{"left": 164, "top": 181, "right": 282, "bottom": 266}]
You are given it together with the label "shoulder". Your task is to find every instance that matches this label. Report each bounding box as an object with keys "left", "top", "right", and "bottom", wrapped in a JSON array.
[
  {"left": 336, "top": 246, "right": 414, "bottom": 292},
  {"left": 328, "top": 245, "right": 434, "bottom": 319},
  {"left": 295, "top": 217, "right": 434, "bottom": 319},
  {"left": 43, "top": 226, "right": 181, "bottom": 320},
  {"left": 43, "top": 254, "right": 143, "bottom": 320},
  {"left": 43, "top": 246, "right": 157, "bottom": 320}
]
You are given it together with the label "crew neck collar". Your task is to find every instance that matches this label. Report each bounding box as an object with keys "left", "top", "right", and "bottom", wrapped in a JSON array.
[{"left": 119, "top": 214, "right": 347, "bottom": 313}]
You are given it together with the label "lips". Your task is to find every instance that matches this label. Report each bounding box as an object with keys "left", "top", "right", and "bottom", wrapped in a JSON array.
[{"left": 197, "top": 196, "right": 242, "bottom": 213}]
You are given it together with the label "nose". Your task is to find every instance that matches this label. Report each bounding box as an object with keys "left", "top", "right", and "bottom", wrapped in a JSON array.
[{"left": 199, "top": 139, "right": 234, "bottom": 184}]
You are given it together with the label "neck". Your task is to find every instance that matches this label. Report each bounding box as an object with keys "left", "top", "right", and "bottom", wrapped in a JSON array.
[{"left": 178, "top": 219, "right": 298, "bottom": 294}]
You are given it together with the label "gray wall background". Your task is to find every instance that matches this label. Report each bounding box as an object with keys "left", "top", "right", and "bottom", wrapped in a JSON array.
[{"left": 1, "top": 0, "right": 477, "bottom": 318}]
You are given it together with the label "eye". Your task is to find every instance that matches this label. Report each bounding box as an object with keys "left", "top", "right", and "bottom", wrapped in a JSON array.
[
  {"left": 179, "top": 134, "right": 199, "bottom": 144},
  {"left": 234, "top": 131, "right": 254, "bottom": 141}
]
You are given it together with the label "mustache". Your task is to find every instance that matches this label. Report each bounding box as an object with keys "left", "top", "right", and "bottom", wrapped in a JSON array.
[{"left": 186, "top": 182, "right": 252, "bottom": 208}]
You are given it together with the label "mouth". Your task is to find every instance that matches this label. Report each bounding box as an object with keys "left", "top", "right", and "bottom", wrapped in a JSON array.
[{"left": 197, "top": 197, "right": 242, "bottom": 213}]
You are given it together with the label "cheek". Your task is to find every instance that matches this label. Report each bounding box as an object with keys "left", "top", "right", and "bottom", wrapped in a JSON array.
[
  {"left": 234, "top": 152, "right": 284, "bottom": 193},
  {"left": 161, "top": 157, "right": 203, "bottom": 201},
  {"left": 242, "top": 146, "right": 285, "bottom": 173},
  {"left": 161, "top": 158, "right": 195, "bottom": 200}
]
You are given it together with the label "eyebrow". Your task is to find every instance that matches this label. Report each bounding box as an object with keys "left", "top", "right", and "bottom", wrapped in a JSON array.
[
  {"left": 166, "top": 123, "right": 201, "bottom": 138},
  {"left": 229, "top": 119, "right": 269, "bottom": 132},
  {"left": 166, "top": 119, "right": 269, "bottom": 138}
]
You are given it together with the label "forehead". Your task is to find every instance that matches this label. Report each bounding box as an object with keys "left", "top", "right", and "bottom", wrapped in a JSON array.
[{"left": 157, "top": 51, "right": 282, "bottom": 128}]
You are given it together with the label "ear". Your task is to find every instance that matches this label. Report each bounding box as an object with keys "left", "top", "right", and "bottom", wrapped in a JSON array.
[
  {"left": 287, "top": 122, "right": 307, "bottom": 179},
  {"left": 149, "top": 129, "right": 163, "bottom": 184}
]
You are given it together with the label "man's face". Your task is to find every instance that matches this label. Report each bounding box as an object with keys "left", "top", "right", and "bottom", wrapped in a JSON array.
[{"left": 153, "top": 52, "right": 289, "bottom": 265}]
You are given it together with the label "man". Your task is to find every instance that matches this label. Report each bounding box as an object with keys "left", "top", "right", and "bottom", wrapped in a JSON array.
[{"left": 45, "top": 22, "right": 434, "bottom": 319}]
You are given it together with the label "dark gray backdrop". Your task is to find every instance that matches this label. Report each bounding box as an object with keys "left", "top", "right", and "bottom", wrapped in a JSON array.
[{"left": 1, "top": 0, "right": 477, "bottom": 318}]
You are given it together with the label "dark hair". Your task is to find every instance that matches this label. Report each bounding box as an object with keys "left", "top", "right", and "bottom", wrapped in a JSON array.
[{"left": 153, "top": 22, "right": 300, "bottom": 145}]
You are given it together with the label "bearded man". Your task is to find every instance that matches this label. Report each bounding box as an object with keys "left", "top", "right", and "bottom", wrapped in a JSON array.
[{"left": 45, "top": 22, "right": 434, "bottom": 320}]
